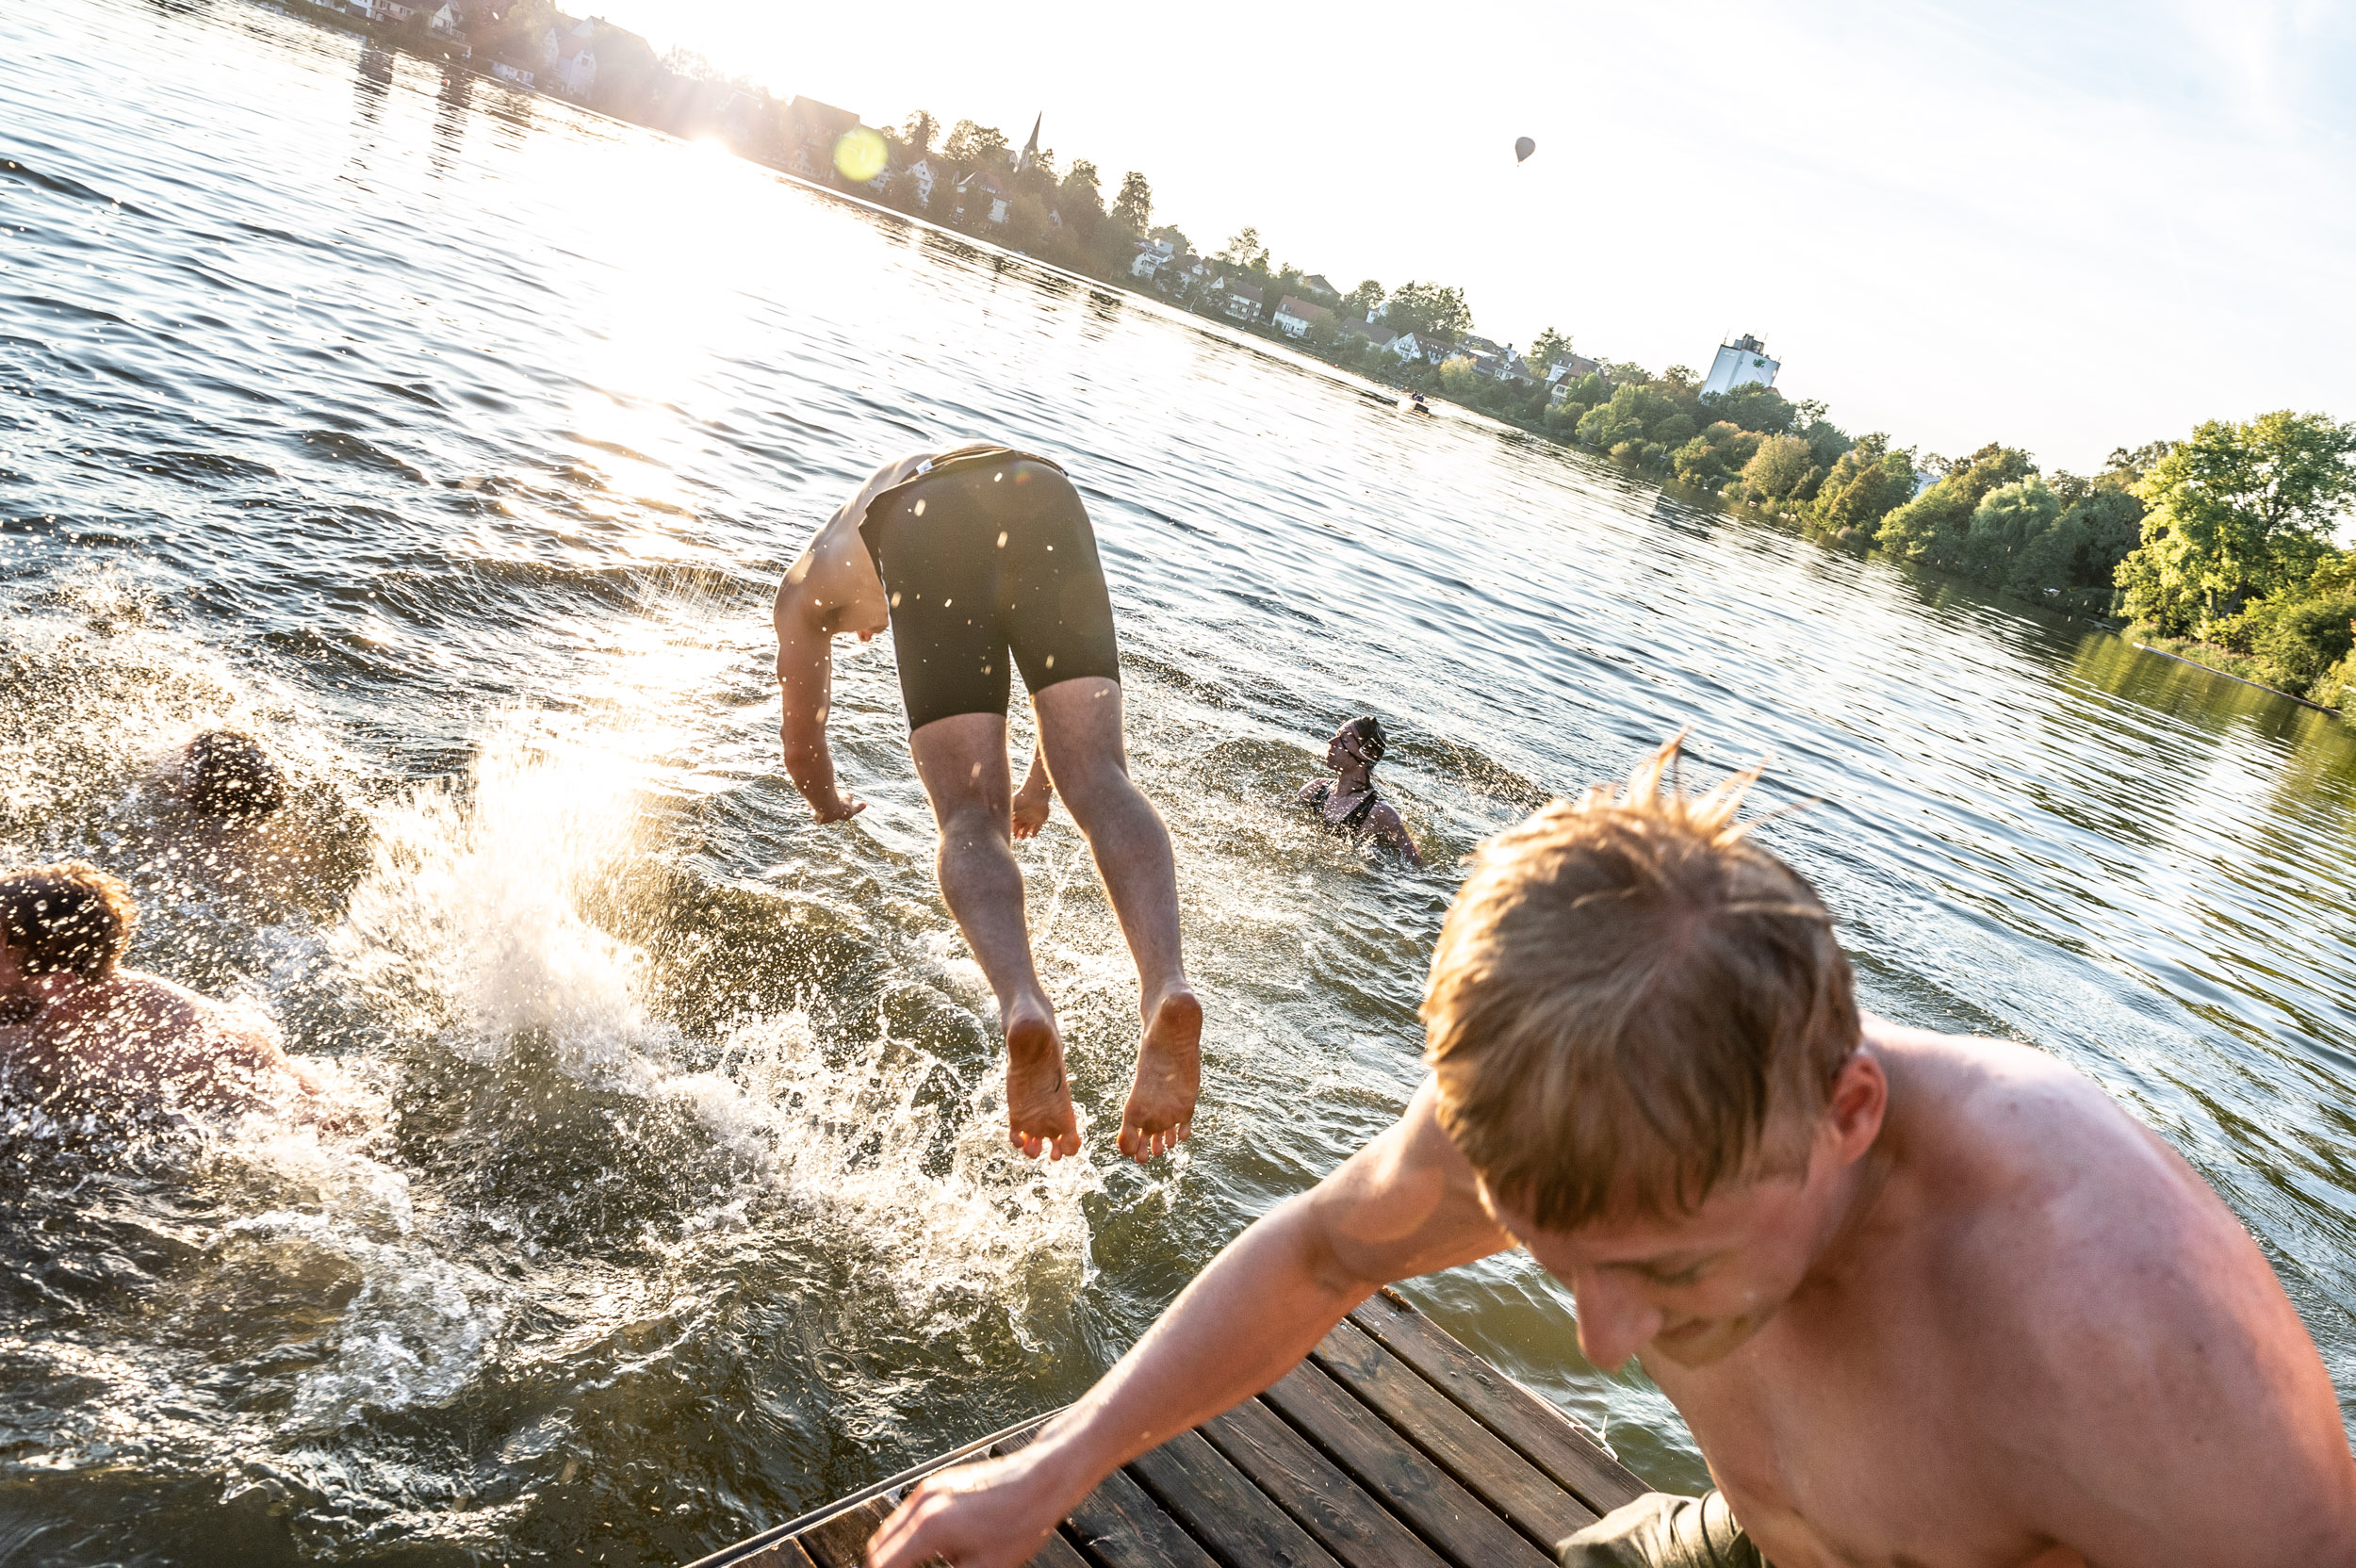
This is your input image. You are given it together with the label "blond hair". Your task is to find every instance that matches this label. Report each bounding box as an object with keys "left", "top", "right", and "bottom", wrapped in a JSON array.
[{"left": 1424, "top": 737, "right": 1858, "bottom": 1229}]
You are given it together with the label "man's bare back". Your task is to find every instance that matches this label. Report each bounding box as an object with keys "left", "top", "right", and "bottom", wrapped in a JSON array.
[{"left": 2, "top": 968, "right": 324, "bottom": 1120}]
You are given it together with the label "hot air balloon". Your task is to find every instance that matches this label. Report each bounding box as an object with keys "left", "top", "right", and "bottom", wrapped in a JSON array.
[{"left": 1514, "top": 136, "right": 1536, "bottom": 163}]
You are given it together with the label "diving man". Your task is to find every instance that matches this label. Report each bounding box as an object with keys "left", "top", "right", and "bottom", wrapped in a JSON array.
[{"left": 773, "top": 444, "right": 1201, "bottom": 1164}]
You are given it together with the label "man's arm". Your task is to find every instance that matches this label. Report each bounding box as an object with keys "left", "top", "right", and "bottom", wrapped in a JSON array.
[
  {"left": 775, "top": 553, "right": 865, "bottom": 823},
  {"left": 867, "top": 1079, "right": 1513, "bottom": 1568},
  {"left": 1011, "top": 744, "right": 1054, "bottom": 840}
]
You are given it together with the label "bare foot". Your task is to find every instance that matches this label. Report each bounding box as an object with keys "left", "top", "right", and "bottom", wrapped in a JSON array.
[
  {"left": 1005, "top": 1000, "right": 1081, "bottom": 1161},
  {"left": 1120, "top": 988, "right": 1202, "bottom": 1163}
]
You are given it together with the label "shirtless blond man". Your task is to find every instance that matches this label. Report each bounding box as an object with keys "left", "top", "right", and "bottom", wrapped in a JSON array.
[
  {"left": 1, "top": 860, "right": 325, "bottom": 1119},
  {"left": 869, "top": 740, "right": 2356, "bottom": 1567},
  {"left": 774, "top": 444, "right": 1200, "bottom": 1164}
]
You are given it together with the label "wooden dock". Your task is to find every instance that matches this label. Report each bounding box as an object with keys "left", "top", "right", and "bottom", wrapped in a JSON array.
[{"left": 688, "top": 1288, "right": 1650, "bottom": 1568}]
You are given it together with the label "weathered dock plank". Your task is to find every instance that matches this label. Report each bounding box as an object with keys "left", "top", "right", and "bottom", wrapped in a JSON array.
[
  {"left": 1255, "top": 1359, "right": 1551, "bottom": 1568},
  {"left": 1348, "top": 1291, "right": 1647, "bottom": 1517},
  {"left": 1313, "top": 1316, "right": 1600, "bottom": 1546},
  {"left": 1203, "top": 1377, "right": 1463, "bottom": 1568},
  {"left": 686, "top": 1291, "right": 1648, "bottom": 1568},
  {"left": 1127, "top": 1426, "right": 1348, "bottom": 1568}
]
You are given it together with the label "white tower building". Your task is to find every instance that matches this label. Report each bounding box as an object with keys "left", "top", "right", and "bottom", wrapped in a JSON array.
[{"left": 1700, "top": 334, "right": 1779, "bottom": 399}]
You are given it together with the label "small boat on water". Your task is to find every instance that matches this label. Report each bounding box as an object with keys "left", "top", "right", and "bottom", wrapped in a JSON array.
[{"left": 688, "top": 1288, "right": 1646, "bottom": 1568}]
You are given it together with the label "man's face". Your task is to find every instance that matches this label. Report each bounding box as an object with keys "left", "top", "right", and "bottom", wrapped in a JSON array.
[{"left": 1483, "top": 1136, "right": 1844, "bottom": 1373}]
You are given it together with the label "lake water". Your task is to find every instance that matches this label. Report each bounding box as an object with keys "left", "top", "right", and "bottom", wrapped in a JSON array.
[{"left": 5, "top": 3, "right": 2354, "bottom": 1562}]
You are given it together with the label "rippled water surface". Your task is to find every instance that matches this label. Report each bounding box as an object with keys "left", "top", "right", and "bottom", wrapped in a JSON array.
[{"left": 6, "top": 3, "right": 2356, "bottom": 1562}]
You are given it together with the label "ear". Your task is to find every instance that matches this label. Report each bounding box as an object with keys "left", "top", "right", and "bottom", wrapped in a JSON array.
[{"left": 1819, "top": 1049, "right": 1886, "bottom": 1168}]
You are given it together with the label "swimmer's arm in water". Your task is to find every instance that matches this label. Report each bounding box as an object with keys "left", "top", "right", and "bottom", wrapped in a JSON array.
[
  {"left": 773, "top": 537, "right": 879, "bottom": 824},
  {"left": 1366, "top": 802, "right": 1425, "bottom": 868},
  {"left": 867, "top": 1078, "right": 1512, "bottom": 1568},
  {"left": 1011, "top": 743, "right": 1053, "bottom": 840}
]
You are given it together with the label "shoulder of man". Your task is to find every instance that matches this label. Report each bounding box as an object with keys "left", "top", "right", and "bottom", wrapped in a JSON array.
[{"left": 1919, "top": 1034, "right": 2352, "bottom": 1541}]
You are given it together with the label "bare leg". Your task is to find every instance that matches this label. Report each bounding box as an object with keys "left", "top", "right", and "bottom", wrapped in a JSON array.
[
  {"left": 908, "top": 711, "right": 1078, "bottom": 1160},
  {"left": 1029, "top": 678, "right": 1200, "bottom": 1163}
]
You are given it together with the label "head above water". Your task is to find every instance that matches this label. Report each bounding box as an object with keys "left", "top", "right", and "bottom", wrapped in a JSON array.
[
  {"left": 183, "top": 729, "right": 286, "bottom": 820},
  {"left": 0, "top": 860, "right": 140, "bottom": 984},
  {"left": 1325, "top": 716, "right": 1388, "bottom": 774},
  {"left": 1423, "top": 736, "right": 1870, "bottom": 1364}
]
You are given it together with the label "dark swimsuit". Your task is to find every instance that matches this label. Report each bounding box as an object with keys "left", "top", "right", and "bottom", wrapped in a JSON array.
[
  {"left": 859, "top": 449, "right": 1122, "bottom": 732},
  {"left": 1304, "top": 779, "right": 1384, "bottom": 841}
]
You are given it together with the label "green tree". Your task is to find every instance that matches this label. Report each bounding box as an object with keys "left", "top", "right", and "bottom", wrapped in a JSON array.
[
  {"left": 1874, "top": 443, "right": 2036, "bottom": 568},
  {"left": 1808, "top": 435, "right": 1915, "bottom": 541},
  {"left": 2114, "top": 411, "right": 2356, "bottom": 635},
  {"left": 1218, "top": 226, "right": 1270, "bottom": 271},
  {"left": 1383, "top": 281, "right": 1472, "bottom": 340},
  {"left": 1672, "top": 422, "right": 1760, "bottom": 490},
  {"left": 1527, "top": 327, "right": 1576, "bottom": 377},
  {"left": 900, "top": 110, "right": 938, "bottom": 155},
  {"left": 1742, "top": 433, "right": 1820, "bottom": 504},
  {"left": 1701, "top": 384, "right": 1794, "bottom": 435},
  {"left": 1959, "top": 477, "right": 2064, "bottom": 584},
  {"left": 1340, "top": 280, "right": 1384, "bottom": 319},
  {"left": 1056, "top": 161, "right": 1103, "bottom": 232},
  {"left": 1147, "top": 221, "right": 1190, "bottom": 254},
  {"left": 1110, "top": 172, "right": 1152, "bottom": 236},
  {"left": 1437, "top": 356, "right": 1482, "bottom": 398},
  {"left": 1577, "top": 384, "right": 1679, "bottom": 458},
  {"left": 942, "top": 119, "right": 1008, "bottom": 167}
]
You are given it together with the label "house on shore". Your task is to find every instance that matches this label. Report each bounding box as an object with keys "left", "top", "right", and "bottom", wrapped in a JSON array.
[
  {"left": 1301, "top": 273, "right": 1338, "bottom": 300},
  {"left": 1340, "top": 317, "right": 1398, "bottom": 351},
  {"left": 898, "top": 156, "right": 938, "bottom": 207},
  {"left": 553, "top": 41, "right": 596, "bottom": 95},
  {"left": 956, "top": 167, "right": 1013, "bottom": 225},
  {"left": 1546, "top": 354, "right": 1604, "bottom": 398},
  {"left": 1219, "top": 279, "right": 1266, "bottom": 321},
  {"left": 1130, "top": 237, "right": 1175, "bottom": 279},
  {"left": 489, "top": 59, "right": 535, "bottom": 88},
  {"left": 1273, "top": 296, "right": 1333, "bottom": 339}
]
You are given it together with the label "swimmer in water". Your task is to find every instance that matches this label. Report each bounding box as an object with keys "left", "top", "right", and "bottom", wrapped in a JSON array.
[
  {"left": 144, "top": 729, "right": 335, "bottom": 908},
  {"left": 0, "top": 860, "right": 328, "bottom": 1119},
  {"left": 772, "top": 444, "right": 1201, "bottom": 1164},
  {"left": 1297, "top": 716, "right": 1423, "bottom": 866}
]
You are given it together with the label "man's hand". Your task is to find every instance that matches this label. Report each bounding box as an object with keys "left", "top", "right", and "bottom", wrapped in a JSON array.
[
  {"left": 813, "top": 793, "right": 868, "bottom": 824},
  {"left": 1011, "top": 780, "right": 1052, "bottom": 840},
  {"left": 865, "top": 1449, "right": 1069, "bottom": 1568}
]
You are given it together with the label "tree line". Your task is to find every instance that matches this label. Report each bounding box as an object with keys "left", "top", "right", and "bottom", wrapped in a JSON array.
[
  {"left": 403, "top": 21, "right": 2356, "bottom": 714},
  {"left": 849, "top": 109, "right": 2356, "bottom": 709}
]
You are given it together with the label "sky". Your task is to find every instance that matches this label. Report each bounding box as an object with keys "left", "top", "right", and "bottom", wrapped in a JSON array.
[{"left": 588, "top": 0, "right": 2355, "bottom": 472}]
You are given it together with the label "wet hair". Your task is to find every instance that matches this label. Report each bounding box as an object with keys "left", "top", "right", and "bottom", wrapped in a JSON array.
[
  {"left": 0, "top": 861, "right": 141, "bottom": 979},
  {"left": 1424, "top": 736, "right": 1858, "bottom": 1230},
  {"left": 1344, "top": 716, "right": 1388, "bottom": 765},
  {"left": 185, "top": 730, "right": 286, "bottom": 820}
]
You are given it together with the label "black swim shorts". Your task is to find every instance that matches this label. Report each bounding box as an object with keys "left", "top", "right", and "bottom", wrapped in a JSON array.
[{"left": 859, "top": 452, "right": 1121, "bottom": 732}]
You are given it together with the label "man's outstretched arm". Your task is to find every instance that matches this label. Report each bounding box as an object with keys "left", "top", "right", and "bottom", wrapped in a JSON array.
[
  {"left": 866, "top": 1080, "right": 1513, "bottom": 1568},
  {"left": 775, "top": 565, "right": 863, "bottom": 823}
]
